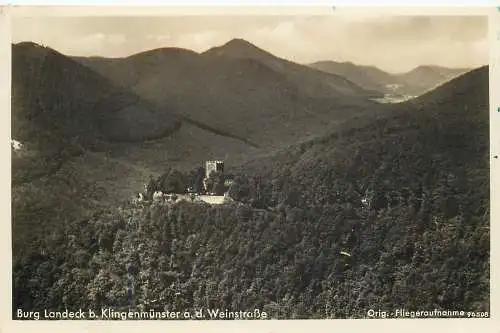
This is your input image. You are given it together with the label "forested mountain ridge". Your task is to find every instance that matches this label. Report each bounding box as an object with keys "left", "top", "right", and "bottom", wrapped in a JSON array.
[
  {"left": 11, "top": 41, "right": 260, "bottom": 257},
  {"left": 12, "top": 42, "right": 182, "bottom": 149},
  {"left": 309, "top": 60, "right": 470, "bottom": 97},
  {"left": 11, "top": 41, "right": 183, "bottom": 255},
  {"left": 74, "top": 39, "right": 381, "bottom": 147},
  {"left": 12, "top": 66, "right": 489, "bottom": 318},
  {"left": 11, "top": 41, "right": 184, "bottom": 187},
  {"left": 309, "top": 60, "right": 396, "bottom": 94},
  {"left": 202, "top": 38, "right": 381, "bottom": 99},
  {"left": 398, "top": 65, "right": 471, "bottom": 95}
]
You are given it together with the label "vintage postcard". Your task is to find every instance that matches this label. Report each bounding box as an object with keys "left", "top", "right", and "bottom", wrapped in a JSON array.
[{"left": 2, "top": 4, "right": 498, "bottom": 333}]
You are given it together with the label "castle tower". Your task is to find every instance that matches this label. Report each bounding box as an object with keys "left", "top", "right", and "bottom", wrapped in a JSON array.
[{"left": 205, "top": 160, "right": 224, "bottom": 179}]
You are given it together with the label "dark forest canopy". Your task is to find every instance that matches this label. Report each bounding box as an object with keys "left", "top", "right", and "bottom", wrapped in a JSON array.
[{"left": 12, "top": 66, "right": 489, "bottom": 319}]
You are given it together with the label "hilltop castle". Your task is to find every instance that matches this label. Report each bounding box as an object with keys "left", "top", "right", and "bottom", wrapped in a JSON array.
[{"left": 136, "top": 159, "right": 233, "bottom": 206}]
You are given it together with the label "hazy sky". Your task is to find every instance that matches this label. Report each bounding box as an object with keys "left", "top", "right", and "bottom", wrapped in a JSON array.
[{"left": 11, "top": 15, "right": 488, "bottom": 73}]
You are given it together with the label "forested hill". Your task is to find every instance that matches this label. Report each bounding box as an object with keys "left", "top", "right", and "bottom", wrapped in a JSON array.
[
  {"left": 12, "top": 42, "right": 182, "bottom": 149},
  {"left": 74, "top": 39, "right": 381, "bottom": 148},
  {"left": 309, "top": 60, "right": 469, "bottom": 96},
  {"left": 13, "top": 66, "right": 489, "bottom": 318}
]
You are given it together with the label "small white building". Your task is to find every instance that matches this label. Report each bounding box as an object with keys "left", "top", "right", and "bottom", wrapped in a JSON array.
[
  {"left": 198, "top": 195, "right": 226, "bottom": 205},
  {"left": 198, "top": 192, "right": 233, "bottom": 205},
  {"left": 11, "top": 139, "right": 23, "bottom": 151}
]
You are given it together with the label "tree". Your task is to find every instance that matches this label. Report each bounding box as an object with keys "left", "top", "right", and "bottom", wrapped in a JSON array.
[
  {"left": 187, "top": 167, "right": 205, "bottom": 193},
  {"left": 145, "top": 175, "right": 157, "bottom": 200},
  {"left": 205, "top": 171, "right": 225, "bottom": 195},
  {"left": 158, "top": 169, "right": 187, "bottom": 194}
]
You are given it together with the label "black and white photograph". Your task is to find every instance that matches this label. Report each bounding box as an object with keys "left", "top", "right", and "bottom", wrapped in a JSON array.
[{"left": 9, "top": 8, "right": 491, "bottom": 322}]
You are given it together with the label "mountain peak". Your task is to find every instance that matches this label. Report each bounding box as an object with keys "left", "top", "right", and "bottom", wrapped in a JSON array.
[
  {"left": 14, "top": 41, "right": 41, "bottom": 48},
  {"left": 223, "top": 38, "right": 255, "bottom": 48},
  {"left": 408, "top": 65, "right": 439, "bottom": 73},
  {"left": 13, "top": 41, "right": 51, "bottom": 53},
  {"left": 203, "top": 38, "right": 271, "bottom": 59},
  {"left": 123, "top": 46, "right": 199, "bottom": 61}
]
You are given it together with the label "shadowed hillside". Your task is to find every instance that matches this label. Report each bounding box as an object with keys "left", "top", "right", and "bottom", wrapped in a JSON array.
[
  {"left": 74, "top": 47, "right": 200, "bottom": 92},
  {"left": 74, "top": 39, "right": 381, "bottom": 147},
  {"left": 12, "top": 65, "right": 489, "bottom": 318},
  {"left": 203, "top": 38, "right": 381, "bottom": 99},
  {"left": 12, "top": 42, "right": 182, "bottom": 149}
]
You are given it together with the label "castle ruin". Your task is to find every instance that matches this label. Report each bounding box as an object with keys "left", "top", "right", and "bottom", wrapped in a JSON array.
[{"left": 205, "top": 160, "right": 224, "bottom": 180}]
